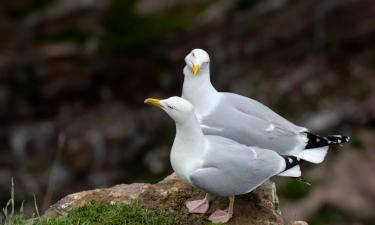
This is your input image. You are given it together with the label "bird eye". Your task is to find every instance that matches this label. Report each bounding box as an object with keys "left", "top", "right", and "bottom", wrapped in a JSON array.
[
  {"left": 168, "top": 105, "right": 173, "bottom": 109},
  {"left": 192, "top": 52, "right": 195, "bottom": 57}
]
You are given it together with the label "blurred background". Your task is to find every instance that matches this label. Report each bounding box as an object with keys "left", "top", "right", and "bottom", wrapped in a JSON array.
[{"left": 0, "top": 0, "right": 374, "bottom": 224}]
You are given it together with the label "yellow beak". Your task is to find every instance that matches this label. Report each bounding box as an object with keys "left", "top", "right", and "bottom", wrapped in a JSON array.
[
  {"left": 144, "top": 98, "right": 161, "bottom": 108},
  {"left": 192, "top": 64, "right": 200, "bottom": 76}
]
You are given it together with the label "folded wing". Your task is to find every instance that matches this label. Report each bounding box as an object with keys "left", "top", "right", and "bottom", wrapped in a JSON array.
[{"left": 189, "top": 136, "right": 286, "bottom": 196}]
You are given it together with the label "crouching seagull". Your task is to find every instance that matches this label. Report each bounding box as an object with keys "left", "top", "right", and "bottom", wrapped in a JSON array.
[
  {"left": 145, "top": 96, "right": 308, "bottom": 223},
  {"left": 182, "top": 49, "right": 349, "bottom": 164}
]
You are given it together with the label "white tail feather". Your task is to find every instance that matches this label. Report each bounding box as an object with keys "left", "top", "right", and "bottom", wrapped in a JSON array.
[
  {"left": 297, "top": 146, "right": 329, "bottom": 164},
  {"left": 278, "top": 165, "right": 301, "bottom": 177}
]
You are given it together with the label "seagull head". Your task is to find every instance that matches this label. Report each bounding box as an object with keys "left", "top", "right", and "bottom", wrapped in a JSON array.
[
  {"left": 185, "top": 49, "right": 210, "bottom": 76},
  {"left": 144, "top": 96, "right": 194, "bottom": 123}
]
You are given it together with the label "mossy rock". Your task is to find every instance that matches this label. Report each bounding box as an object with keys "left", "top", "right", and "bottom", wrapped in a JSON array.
[
  {"left": 42, "top": 173, "right": 288, "bottom": 224},
  {"left": 33, "top": 202, "right": 182, "bottom": 225}
]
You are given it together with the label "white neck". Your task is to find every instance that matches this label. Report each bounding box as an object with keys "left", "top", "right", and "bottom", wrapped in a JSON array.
[
  {"left": 174, "top": 114, "right": 205, "bottom": 153},
  {"left": 171, "top": 113, "right": 205, "bottom": 183},
  {"left": 181, "top": 66, "right": 220, "bottom": 118}
]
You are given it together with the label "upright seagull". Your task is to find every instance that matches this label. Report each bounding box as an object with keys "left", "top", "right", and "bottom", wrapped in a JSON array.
[
  {"left": 182, "top": 49, "right": 349, "bottom": 163},
  {"left": 145, "top": 96, "right": 305, "bottom": 223}
]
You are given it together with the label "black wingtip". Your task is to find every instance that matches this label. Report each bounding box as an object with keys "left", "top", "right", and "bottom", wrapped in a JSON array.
[
  {"left": 283, "top": 156, "right": 302, "bottom": 171},
  {"left": 305, "top": 132, "right": 350, "bottom": 149}
]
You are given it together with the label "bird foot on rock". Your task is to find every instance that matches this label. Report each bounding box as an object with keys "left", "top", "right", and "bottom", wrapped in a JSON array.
[
  {"left": 185, "top": 198, "right": 209, "bottom": 214},
  {"left": 208, "top": 209, "right": 233, "bottom": 223}
]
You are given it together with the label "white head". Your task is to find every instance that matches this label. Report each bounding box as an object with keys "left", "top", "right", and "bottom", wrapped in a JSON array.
[
  {"left": 184, "top": 49, "right": 210, "bottom": 76},
  {"left": 144, "top": 96, "right": 195, "bottom": 124}
]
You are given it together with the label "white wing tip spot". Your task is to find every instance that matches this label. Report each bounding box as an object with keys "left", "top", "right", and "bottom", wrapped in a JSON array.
[{"left": 264, "top": 124, "right": 275, "bottom": 132}]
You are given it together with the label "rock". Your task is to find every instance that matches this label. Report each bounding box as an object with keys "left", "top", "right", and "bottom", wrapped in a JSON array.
[
  {"left": 43, "top": 173, "right": 306, "bottom": 224},
  {"left": 290, "top": 221, "right": 308, "bottom": 225}
]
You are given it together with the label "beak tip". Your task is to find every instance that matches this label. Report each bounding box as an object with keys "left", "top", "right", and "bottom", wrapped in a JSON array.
[
  {"left": 144, "top": 98, "right": 161, "bottom": 108},
  {"left": 192, "top": 64, "right": 200, "bottom": 76}
]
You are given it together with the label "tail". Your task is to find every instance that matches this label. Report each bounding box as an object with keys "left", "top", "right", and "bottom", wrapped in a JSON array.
[
  {"left": 296, "top": 132, "right": 350, "bottom": 164},
  {"left": 278, "top": 132, "right": 349, "bottom": 177}
]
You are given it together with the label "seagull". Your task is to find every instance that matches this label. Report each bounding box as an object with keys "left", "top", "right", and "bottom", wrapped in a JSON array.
[
  {"left": 145, "top": 96, "right": 305, "bottom": 223},
  {"left": 182, "top": 49, "right": 349, "bottom": 164}
]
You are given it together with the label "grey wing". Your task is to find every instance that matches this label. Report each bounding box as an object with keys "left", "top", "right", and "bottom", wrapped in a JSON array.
[
  {"left": 189, "top": 136, "right": 285, "bottom": 197},
  {"left": 200, "top": 93, "right": 308, "bottom": 155},
  {"left": 223, "top": 93, "right": 307, "bottom": 133}
]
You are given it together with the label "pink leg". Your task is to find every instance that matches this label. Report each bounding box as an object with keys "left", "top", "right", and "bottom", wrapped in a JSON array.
[
  {"left": 185, "top": 193, "right": 210, "bottom": 214},
  {"left": 208, "top": 196, "right": 235, "bottom": 223}
]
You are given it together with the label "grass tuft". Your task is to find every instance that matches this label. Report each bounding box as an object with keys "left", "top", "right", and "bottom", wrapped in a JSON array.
[{"left": 1, "top": 178, "right": 28, "bottom": 225}]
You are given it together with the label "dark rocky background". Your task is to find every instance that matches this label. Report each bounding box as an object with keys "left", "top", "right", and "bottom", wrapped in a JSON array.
[{"left": 0, "top": 0, "right": 374, "bottom": 224}]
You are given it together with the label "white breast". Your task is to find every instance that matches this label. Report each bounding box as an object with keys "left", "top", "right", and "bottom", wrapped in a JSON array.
[{"left": 170, "top": 142, "right": 204, "bottom": 184}]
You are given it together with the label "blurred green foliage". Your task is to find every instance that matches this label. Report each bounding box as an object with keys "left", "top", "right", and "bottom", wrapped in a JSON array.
[
  {"left": 363, "top": 220, "right": 375, "bottom": 225},
  {"left": 365, "top": 220, "right": 375, "bottom": 225},
  {"left": 101, "top": 0, "right": 208, "bottom": 55},
  {"left": 7, "top": 0, "right": 54, "bottom": 20},
  {"left": 9, "top": 70, "right": 44, "bottom": 102},
  {"left": 349, "top": 134, "right": 364, "bottom": 149},
  {"left": 35, "top": 26, "right": 93, "bottom": 45},
  {"left": 271, "top": 97, "right": 301, "bottom": 119},
  {"left": 236, "top": 0, "right": 259, "bottom": 10},
  {"left": 352, "top": 84, "right": 370, "bottom": 100},
  {"left": 309, "top": 205, "right": 346, "bottom": 225},
  {"left": 280, "top": 178, "right": 311, "bottom": 201}
]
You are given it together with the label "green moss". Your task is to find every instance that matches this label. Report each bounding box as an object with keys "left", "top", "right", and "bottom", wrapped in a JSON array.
[
  {"left": 33, "top": 202, "right": 182, "bottom": 225},
  {"left": 280, "top": 178, "right": 311, "bottom": 201}
]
